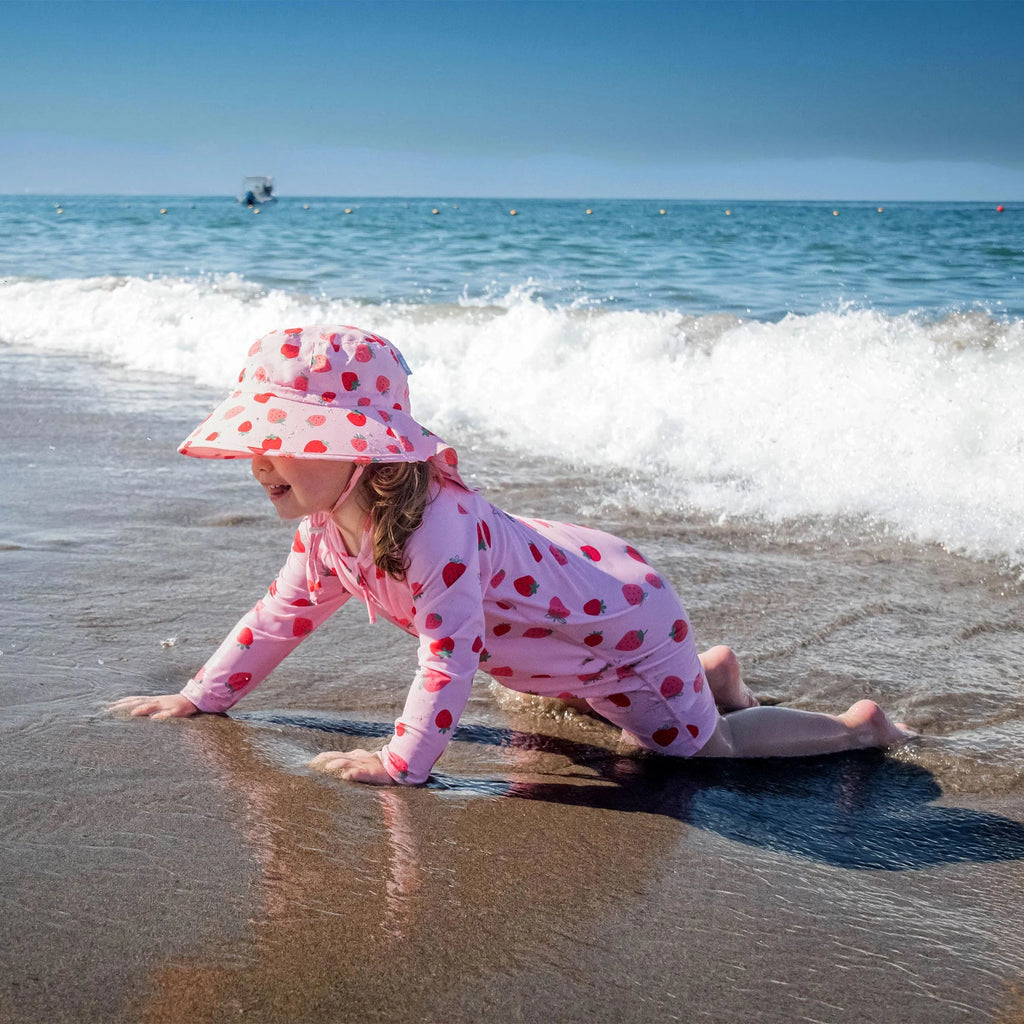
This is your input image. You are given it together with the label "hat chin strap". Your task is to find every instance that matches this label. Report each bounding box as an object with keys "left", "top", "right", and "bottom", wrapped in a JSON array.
[{"left": 330, "top": 463, "right": 366, "bottom": 515}]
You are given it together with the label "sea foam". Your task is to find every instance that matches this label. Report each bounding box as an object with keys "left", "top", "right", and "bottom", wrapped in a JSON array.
[{"left": 2, "top": 274, "right": 1022, "bottom": 567}]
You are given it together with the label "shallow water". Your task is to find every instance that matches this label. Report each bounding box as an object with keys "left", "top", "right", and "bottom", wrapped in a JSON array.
[{"left": 3, "top": 340, "right": 1024, "bottom": 1023}]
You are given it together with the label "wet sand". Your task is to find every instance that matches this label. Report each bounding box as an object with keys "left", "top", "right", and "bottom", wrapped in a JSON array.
[{"left": 3, "top": 344, "right": 1024, "bottom": 1023}]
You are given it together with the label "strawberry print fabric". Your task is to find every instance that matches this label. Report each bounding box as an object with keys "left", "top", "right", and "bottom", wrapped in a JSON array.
[{"left": 180, "top": 478, "right": 717, "bottom": 784}]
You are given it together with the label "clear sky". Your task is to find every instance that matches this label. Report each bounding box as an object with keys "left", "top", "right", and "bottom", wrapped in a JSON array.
[{"left": 2, "top": 0, "right": 1022, "bottom": 199}]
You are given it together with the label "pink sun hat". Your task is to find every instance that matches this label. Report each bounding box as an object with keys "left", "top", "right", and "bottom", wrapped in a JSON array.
[{"left": 178, "top": 324, "right": 465, "bottom": 481}]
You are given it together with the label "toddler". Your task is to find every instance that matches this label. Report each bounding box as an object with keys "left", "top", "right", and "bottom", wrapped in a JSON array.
[{"left": 113, "top": 325, "right": 913, "bottom": 784}]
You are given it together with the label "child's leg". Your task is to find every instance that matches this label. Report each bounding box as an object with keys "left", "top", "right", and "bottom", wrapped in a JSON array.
[
  {"left": 699, "top": 645, "right": 759, "bottom": 712},
  {"left": 692, "top": 699, "right": 915, "bottom": 758}
]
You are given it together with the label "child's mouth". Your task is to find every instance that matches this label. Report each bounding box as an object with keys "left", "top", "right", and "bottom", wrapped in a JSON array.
[{"left": 268, "top": 484, "right": 291, "bottom": 499}]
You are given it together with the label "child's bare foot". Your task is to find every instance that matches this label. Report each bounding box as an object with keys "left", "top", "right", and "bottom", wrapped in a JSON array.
[
  {"left": 700, "top": 646, "right": 759, "bottom": 712},
  {"left": 839, "top": 699, "right": 918, "bottom": 748}
]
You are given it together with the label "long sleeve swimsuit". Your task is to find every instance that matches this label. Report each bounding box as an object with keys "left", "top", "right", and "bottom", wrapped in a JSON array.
[{"left": 181, "top": 478, "right": 717, "bottom": 783}]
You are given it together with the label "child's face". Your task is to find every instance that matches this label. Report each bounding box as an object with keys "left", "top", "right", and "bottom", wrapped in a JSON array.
[{"left": 251, "top": 454, "right": 356, "bottom": 519}]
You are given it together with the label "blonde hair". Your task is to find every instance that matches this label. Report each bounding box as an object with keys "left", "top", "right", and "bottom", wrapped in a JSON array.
[{"left": 362, "top": 462, "right": 434, "bottom": 580}]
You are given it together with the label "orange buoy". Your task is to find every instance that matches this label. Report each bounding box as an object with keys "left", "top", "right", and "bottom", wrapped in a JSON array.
[
  {"left": 510, "top": 209, "right": 517, "bottom": 216},
  {"left": 996, "top": 205, "right": 1005, "bottom": 213}
]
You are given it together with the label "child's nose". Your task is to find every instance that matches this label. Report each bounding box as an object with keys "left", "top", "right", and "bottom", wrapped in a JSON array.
[{"left": 251, "top": 454, "right": 272, "bottom": 479}]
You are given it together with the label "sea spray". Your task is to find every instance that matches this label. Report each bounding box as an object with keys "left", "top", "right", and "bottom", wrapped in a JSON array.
[{"left": 1, "top": 274, "right": 1021, "bottom": 567}]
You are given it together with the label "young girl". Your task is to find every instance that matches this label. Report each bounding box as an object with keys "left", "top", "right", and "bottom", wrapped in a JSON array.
[{"left": 112, "top": 325, "right": 914, "bottom": 785}]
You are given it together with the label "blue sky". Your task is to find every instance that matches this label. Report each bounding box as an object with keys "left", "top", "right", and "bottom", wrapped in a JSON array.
[{"left": 1, "top": 0, "right": 1022, "bottom": 199}]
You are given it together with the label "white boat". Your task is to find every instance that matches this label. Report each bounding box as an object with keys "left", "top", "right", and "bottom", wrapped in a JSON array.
[{"left": 239, "top": 176, "right": 275, "bottom": 206}]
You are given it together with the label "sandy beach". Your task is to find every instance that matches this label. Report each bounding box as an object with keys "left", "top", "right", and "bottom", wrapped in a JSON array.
[{"left": 3, "top": 336, "right": 1024, "bottom": 1024}]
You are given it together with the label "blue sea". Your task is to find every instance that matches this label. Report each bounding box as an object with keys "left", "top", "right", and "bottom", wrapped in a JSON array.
[{"left": 3, "top": 194, "right": 1024, "bottom": 1023}]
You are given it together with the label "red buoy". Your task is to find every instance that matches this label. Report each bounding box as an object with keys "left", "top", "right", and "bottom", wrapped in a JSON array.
[{"left": 996, "top": 205, "right": 1005, "bottom": 213}]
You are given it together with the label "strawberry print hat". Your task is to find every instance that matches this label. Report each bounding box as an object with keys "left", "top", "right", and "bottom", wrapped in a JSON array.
[{"left": 179, "top": 325, "right": 465, "bottom": 483}]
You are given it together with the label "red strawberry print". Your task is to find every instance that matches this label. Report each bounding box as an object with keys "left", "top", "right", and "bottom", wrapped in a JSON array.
[
  {"left": 261, "top": 435, "right": 282, "bottom": 451},
  {"left": 583, "top": 598, "right": 606, "bottom": 616},
  {"left": 457, "top": 503, "right": 469, "bottom": 515},
  {"left": 549, "top": 545, "right": 569, "bottom": 565},
  {"left": 546, "top": 597, "right": 571, "bottom": 623},
  {"left": 354, "top": 343, "right": 373, "bottom": 362},
  {"left": 443, "top": 449, "right": 458, "bottom": 467},
  {"left": 396, "top": 721, "right": 406, "bottom": 736},
  {"left": 237, "top": 420, "right": 252, "bottom": 434},
  {"left": 607, "top": 693, "right": 631, "bottom": 708},
  {"left": 424, "top": 612, "right": 443, "bottom": 629},
  {"left": 670, "top": 619, "right": 689, "bottom": 643},
  {"left": 351, "top": 435, "right": 368, "bottom": 452},
  {"left": 529, "top": 542, "right": 543, "bottom": 563},
  {"left": 490, "top": 666, "right": 514, "bottom": 677},
  {"left": 429, "top": 637, "right": 455, "bottom": 659},
  {"left": 660, "top": 675, "right": 684, "bottom": 698},
  {"left": 293, "top": 617, "right": 313, "bottom": 637},
  {"left": 625, "top": 545, "right": 647, "bottom": 563},
  {"left": 268, "top": 408, "right": 287, "bottom": 423},
  {"left": 490, "top": 570, "right": 506, "bottom": 589},
  {"left": 342, "top": 372, "right": 359, "bottom": 391},
  {"left": 227, "top": 672, "right": 252, "bottom": 692},
  {"left": 253, "top": 392, "right": 273, "bottom": 403},
  {"left": 204, "top": 431, "right": 219, "bottom": 441},
  {"left": 304, "top": 440, "right": 328, "bottom": 454},
  {"left": 493, "top": 623, "right": 512, "bottom": 636},
  {"left": 478, "top": 647, "right": 490, "bottom": 663},
  {"left": 578, "top": 670, "right": 602, "bottom": 683},
  {"left": 622, "top": 584, "right": 646, "bottom": 606},
  {"left": 311, "top": 355, "right": 331, "bottom": 372},
  {"left": 442, "top": 559, "right": 466, "bottom": 588},
  {"left": 645, "top": 572, "right": 663, "bottom": 589},
  {"left": 471, "top": 636, "right": 484, "bottom": 653},
  {"left": 686, "top": 724, "right": 700, "bottom": 739},
  {"left": 477, "top": 523, "right": 491, "bottom": 550},
  {"left": 411, "top": 582, "right": 425, "bottom": 600},
  {"left": 523, "top": 627, "right": 553, "bottom": 639},
  {"left": 580, "top": 545, "right": 601, "bottom": 561},
  {"left": 292, "top": 531, "right": 306, "bottom": 553},
  {"left": 616, "top": 665, "right": 636, "bottom": 680},
  {"left": 422, "top": 668, "right": 451, "bottom": 691},
  {"left": 294, "top": 375, "right": 309, "bottom": 392},
  {"left": 321, "top": 391, "right": 337, "bottom": 403},
  {"left": 652, "top": 726, "right": 679, "bottom": 747},
  {"left": 248, "top": 340, "right": 262, "bottom": 356},
  {"left": 557, "top": 692, "right": 577, "bottom": 701},
  {"left": 583, "top": 631, "right": 603, "bottom": 647},
  {"left": 514, "top": 575, "right": 539, "bottom": 597},
  {"left": 615, "top": 629, "right": 646, "bottom": 651},
  {"left": 435, "top": 709, "right": 453, "bottom": 733},
  {"left": 284, "top": 327, "right": 303, "bottom": 334},
  {"left": 496, "top": 600, "right": 516, "bottom": 610},
  {"left": 347, "top": 411, "right": 367, "bottom": 426},
  {"left": 290, "top": 598, "right": 312, "bottom": 607},
  {"left": 376, "top": 375, "right": 391, "bottom": 394},
  {"left": 236, "top": 627, "right": 254, "bottom": 649},
  {"left": 281, "top": 342, "right": 300, "bottom": 358},
  {"left": 693, "top": 672, "right": 704, "bottom": 693},
  {"left": 386, "top": 750, "right": 409, "bottom": 779}
]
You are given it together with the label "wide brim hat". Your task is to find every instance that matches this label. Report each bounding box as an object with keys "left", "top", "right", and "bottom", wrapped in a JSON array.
[{"left": 179, "top": 324, "right": 466, "bottom": 485}]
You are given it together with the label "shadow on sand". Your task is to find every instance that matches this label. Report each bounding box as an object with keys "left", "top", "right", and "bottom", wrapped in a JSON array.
[{"left": 237, "top": 710, "right": 1024, "bottom": 872}]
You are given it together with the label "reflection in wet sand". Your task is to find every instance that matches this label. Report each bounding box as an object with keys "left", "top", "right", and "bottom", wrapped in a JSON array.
[{"left": 133, "top": 713, "right": 1024, "bottom": 1024}]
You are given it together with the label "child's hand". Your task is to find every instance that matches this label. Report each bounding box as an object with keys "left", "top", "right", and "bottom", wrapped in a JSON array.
[
  {"left": 309, "top": 748, "right": 396, "bottom": 785},
  {"left": 109, "top": 694, "right": 200, "bottom": 720}
]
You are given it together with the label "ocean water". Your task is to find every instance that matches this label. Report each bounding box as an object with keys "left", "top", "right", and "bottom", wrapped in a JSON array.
[
  {"left": 1, "top": 195, "right": 1021, "bottom": 567},
  {"left": 4, "top": 195, "right": 1024, "bottom": 1023}
]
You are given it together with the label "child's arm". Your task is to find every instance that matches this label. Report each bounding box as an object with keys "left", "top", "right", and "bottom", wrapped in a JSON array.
[{"left": 373, "top": 499, "right": 487, "bottom": 784}]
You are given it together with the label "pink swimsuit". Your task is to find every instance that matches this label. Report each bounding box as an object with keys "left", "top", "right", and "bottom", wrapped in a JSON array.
[{"left": 181, "top": 478, "right": 718, "bottom": 783}]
